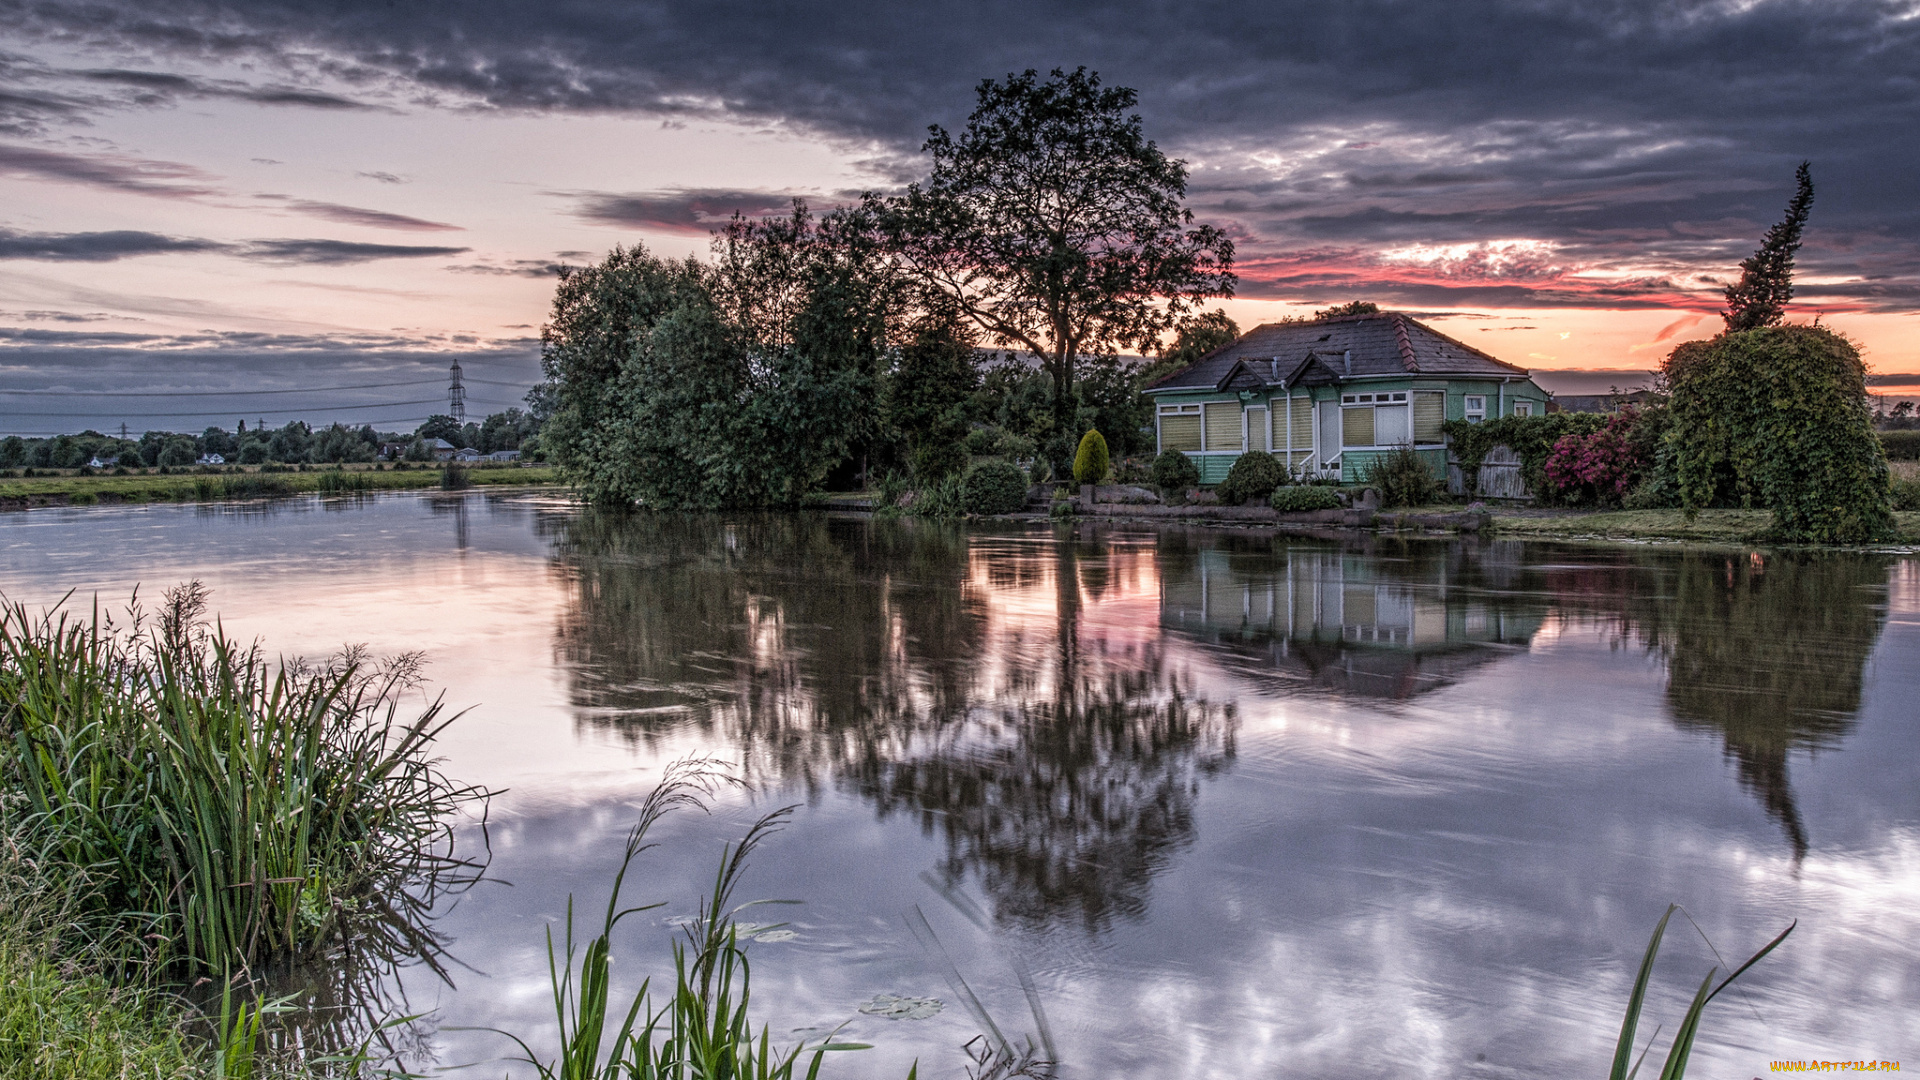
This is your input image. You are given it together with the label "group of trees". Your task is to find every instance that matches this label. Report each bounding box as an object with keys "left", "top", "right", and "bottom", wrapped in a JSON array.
[
  {"left": 0, "top": 407, "right": 544, "bottom": 470},
  {"left": 540, "top": 68, "right": 1238, "bottom": 508}
]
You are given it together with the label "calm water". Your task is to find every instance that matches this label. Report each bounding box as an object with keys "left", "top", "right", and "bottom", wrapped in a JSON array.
[{"left": 3, "top": 493, "right": 1916, "bottom": 1078}]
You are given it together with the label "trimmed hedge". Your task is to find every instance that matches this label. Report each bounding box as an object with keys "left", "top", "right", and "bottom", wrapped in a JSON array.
[
  {"left": 961, "top": 460, "right": 1029, "bottom": 515},
  {"left": 1072, "top": 429, "right": 1110, "bottom": 484},
  {"left": 1879, "top": 430, "right": 1920, "bottom": 461},
  {"left": 1271, "top": 485, "right": 1343, "bottom": 512}
]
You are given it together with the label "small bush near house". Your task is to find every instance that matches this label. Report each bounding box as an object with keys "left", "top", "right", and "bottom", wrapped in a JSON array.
[
  {"left": 1362, "top": 445, "right": 1440, "bottom": 508},
  {"left": 441, "top": 463, "right": 470, "bottom": 490},
  {"left": 1544, "top": 409, "right": 1646, "bottom": 507},
  {"left": 1878, "top": 430, "right": 1920, "bottom": 460},
  {"left": 1072, "top": 429, "right": 1110, "bottom": 484},
  {"left": 1271, "top": 485, "right": 1343, "bottom": 512},
  {"left": 1149, "top": 450, "right": 1200, "bottom": 502},
  {"left": 961, "top": 460, "right": 1029, "bottom": 515},
  {"left": 1217, "top": 449, "right": 1286, "bottom": 505}
]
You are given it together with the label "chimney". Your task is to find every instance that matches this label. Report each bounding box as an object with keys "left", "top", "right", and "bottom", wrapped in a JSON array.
[{"left": 1344, "top": 350, "right": 1351, "bottom": 377}]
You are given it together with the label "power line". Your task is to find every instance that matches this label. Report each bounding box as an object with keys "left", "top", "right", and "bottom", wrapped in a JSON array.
[{"left": 0, "top": 398, "right": 447, "bottom": 419}]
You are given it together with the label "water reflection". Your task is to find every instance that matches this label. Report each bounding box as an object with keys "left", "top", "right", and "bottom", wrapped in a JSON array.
[
  {"left": 1554, "top": 551, "right": 1890, "bottom": 861},
  {"left": 547, "top": 513, "right": 1234, "bottom": 930},
  {"left": 1157, "top": 532, "right": 1545, "bottom": 699}
]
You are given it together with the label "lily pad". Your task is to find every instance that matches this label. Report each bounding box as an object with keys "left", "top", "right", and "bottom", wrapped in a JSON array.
[{"left": 857, "top": 994, "right": 943, "bottom": 1020}]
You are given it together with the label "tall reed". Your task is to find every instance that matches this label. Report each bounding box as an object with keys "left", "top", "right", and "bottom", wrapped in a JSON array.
[
  {"left": 495, "top": 758, "right": 869, "bottom": 1080},
  {"left": 0, "top": 583, "right": 487, "bottom": 977},
  {"left": 1609, "top": 905, "right": 1793, "bottom": 1080}
]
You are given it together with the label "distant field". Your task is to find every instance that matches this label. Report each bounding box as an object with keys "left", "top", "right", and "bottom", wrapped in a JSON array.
[
  {"left": 0, "top": 464, "right": 561, "bottom": 506},
  {"left": 1491, "top": 507, "right": 1920, "bottom": 544}
]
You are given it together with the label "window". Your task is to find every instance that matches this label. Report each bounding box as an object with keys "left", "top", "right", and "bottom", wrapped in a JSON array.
[
  {"left": 1513, "top": 399, "right": 1533, "bottom": 417},
  {"left": 1246, "top": 407, "right": 1269, "bottom": 451},
  {"left": 1158, "top": 404, "right": 1201, "bottom": 452},
  {"left": 1413, "top": 391, "right": 1445, "bottom": 444},
  {"left": 1203, "top": 402, "right": 1242, "bottom": 452},
  {"left": 1342, "top": 405, "right": 1375, "bottom": 447},
  {"left": 1463, "top": 395, "right": 1486, "bottom": 424},
  {"left": 1340, "top": 391, "right": 1410, "bottom": 447}
]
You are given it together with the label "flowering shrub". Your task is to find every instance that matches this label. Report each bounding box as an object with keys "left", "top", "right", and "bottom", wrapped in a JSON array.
[{"left": 1543, "top": 409, "right": 1645, "bottom": 506}]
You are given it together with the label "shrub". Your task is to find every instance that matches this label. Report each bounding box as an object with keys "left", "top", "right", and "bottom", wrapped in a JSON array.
[
  {"left": 961, "top": 460, "right": 1028, "bottom": 515},
  {"left": 1892, "top": 477, "right": 1920, "bottom": 512},
  {"left": 962, "top": 425, "right": 1001, "bottom": 455},
  {"left": 1217, "top": 449, "right": 1286, "bottom": 505},
  {"left": 1443, "top": 412, "right": 1608, "bottom": 498},
  {"left": 1271, "top": 485, "right": 1343, "bottom": 512},
  {"left": 1362, "top": 445, "right": 1441, "bottom": 508},
  {"left": 911, "top": 438, "right": 968, "bottom": 482},
  {"left": 441, "top": 462, "right": 470, "bottom": 490},
  {"left": 1879, "top": 430, "right": 1920, "bottom": 460},
  {"left": 1072, "top": 429, "right": 1110, "bottom": 484},
  {"left": 1665, "top": 325, "right": 1891, "bottom": 542},
  {"left": 1543, "top": 409, "right": 1646, "bottom": 507},
  {"left": 1148, "top": 449, "right": 1200, "bottom": 502}
]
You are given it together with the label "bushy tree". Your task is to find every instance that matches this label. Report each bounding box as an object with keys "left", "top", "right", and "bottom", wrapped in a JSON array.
[
  {"left": 881, "top": 307, "right": 978, "bottom": 482},
  {"left": 0, "top": 435, "right": 22, "bottom": 467},
  {"left": 1665, "top": 325, "right": 1891, "bottom": 542},
  {"left": 882, "top": 68, "right": 1235, "bottom": 442},
  {"left": 1724, "top": 163, "right": 1814, "bottom": 332},
  {"left": 1137, "top": 310, "right": 1238, "bottom": 388},
  {"left": 198, "top": 426, "right": 236, "bottom": 458},
  {"left": 960, "top": 459, "right": 1028, "bottom": 515},
  {"left": 157, "top": 435, "right": 197, "bottom": 467},
  {"left": 1148, "top": 448, "right": 1199, "bottom": 500},
  {"left": 309, "top": 422, "right": 376, "bottom": 463}
]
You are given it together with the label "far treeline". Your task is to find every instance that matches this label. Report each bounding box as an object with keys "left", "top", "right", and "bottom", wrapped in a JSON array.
[
  {"left": 539, "top": 73, "right": 1906, "bottom": 542},
  {"left": 0, "top": 408, "right": 542, "bottom": 470}
]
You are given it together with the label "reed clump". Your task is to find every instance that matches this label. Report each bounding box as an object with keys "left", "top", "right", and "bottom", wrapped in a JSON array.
[{"left": 0, "top": 582, "right": 486, "bottom": 978}]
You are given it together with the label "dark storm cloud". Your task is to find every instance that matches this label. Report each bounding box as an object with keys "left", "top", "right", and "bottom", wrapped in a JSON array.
[
  {"left": 570, "top": 189, "right": 813, "bottom": 235},
  {"left": 3, "top": 0, "right": 1918, "bottom": 309},
  {"left": 0, "top": 227, "right": 225, "bottom": 260},
  {"left": 236, "top": 239, "right": 470, "bottom": 264}
]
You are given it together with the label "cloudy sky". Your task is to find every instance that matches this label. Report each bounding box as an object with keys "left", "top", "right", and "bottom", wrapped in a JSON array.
[{"left": 2, "top": 0, "right": 1917, "bottom": 433}]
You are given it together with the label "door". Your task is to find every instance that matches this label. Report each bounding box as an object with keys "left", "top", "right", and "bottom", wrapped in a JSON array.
[
  {"left": 1317, "top": 399, "right": 1341, "bottom": 472},
  {"left": 1245, "top": 408, "right": 1269, "bottom": 452}
]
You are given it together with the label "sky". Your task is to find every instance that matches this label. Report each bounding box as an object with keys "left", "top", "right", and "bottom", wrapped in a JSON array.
[{"left": 1, "top": 0, "right": 1918, "bottom": 435}]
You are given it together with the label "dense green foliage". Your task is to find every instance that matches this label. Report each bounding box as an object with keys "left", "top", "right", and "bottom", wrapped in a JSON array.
[
  {"left": 961, "top": 460, "right": 1029, "bottom": 515},
  {"left": 1543, "top": 409, "right": 1649, "bottom": 507},
  {"left": 1442, "top": 413, "right": 1609, "bottom": 498},
  {"left": 1147, "top": 449, "right": 1200, "bottom": 501},
  {"left": 881, "top": 67, "right": 1235, "bottom": 440},
  {"left": 1216, "top": 449, "right": 1284, "bottom": 505},
  {"left": 1072, "top": 429, "right": 1110, "bottom": 484},
  {"left": 884, "top": 310, "right": 979, "bottom": 481},
  {"left": 0, "top": 584, "right": 482, "bottom": 975},
  {"left": 1664, "top": 325, "right": 1891, "bottom": 542},
  {"left": 1135, "top": 311, "right": 1238, "bottom": 388},
  {"left": 1270, "top": 485, "right": 1342, "bottom": 512},
  {"left": 1362, "top": 445, "right": 1441, "bottom": 508},
  {"left": 1723, "top": 163, "right": 1814, "bottom": 332}
]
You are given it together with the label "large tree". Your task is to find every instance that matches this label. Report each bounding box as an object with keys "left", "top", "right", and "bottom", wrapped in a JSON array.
[
  {"left": 881, "top": 68, "right": 1236, "bottom": 454},
  {"left": 1722, "top": 162, "right": 1814, "bottom": 332}
]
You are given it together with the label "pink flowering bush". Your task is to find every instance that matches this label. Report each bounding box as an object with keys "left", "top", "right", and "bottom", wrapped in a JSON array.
[{"left": 1544, "top": 409, "right": 1646, "bottom": 506}]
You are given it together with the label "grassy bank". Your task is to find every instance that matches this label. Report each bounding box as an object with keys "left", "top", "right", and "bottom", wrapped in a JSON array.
[
  {"left": 0, "top": 464, "right": 559, "bottom": 507},
  {"left": 1488, "top": 507, "right": 1920, "bottom": 544}
]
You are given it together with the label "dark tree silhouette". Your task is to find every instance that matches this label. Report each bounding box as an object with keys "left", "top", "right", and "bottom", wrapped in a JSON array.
[
  {"left": 1723, "top": 162, "right": 1815, "bottom": 331},
  {"left": 881, "top": 68, "right": 1236, "bottom": 442}
]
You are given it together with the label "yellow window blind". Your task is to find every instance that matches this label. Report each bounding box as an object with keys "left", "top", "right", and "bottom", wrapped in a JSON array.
[
  {"left": 1342, "top": 406, "right": 1374, "bottom": 447},
  {"left": 1204, "top": 402, "right": 1242, "bottom": 452},
  {"left": 1159, "top": 413, "right": 1201, "bottom": 452},
  {"left": 1290, "top": 397, "right": 1314, "bottom": 449},
  {"left": 1413, "top": 391, "right": 1445, "bottom": 445}
]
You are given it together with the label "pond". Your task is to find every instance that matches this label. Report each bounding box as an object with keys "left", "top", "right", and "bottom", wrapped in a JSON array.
[{"left": 2, "top": 492, "right": 1915, "bottom": 1078}]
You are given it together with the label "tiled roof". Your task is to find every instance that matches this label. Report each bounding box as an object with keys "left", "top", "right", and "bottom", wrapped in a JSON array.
[{"left": 1146, "top": 312, "right": 1528, "bottom": 392}]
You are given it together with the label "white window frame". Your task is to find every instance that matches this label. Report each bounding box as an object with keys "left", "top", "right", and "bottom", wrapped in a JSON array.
[
  {"left": 1512, "top": 399, "right": 1533, "bottom": 417},
  {"left": 1463, "top": 395, "right": 1486, "bottom": 424},
  {"left": 1156, "top": 403, "right": 1202, "bottom": 454},
  {"left": 1338, "top": 391, "right": 1413, "bottom": 449}
]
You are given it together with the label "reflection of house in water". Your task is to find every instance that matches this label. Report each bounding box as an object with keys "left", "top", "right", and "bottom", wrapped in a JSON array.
[{"left": 1160, "top": 544, "right": 1544, "bottom": 699}]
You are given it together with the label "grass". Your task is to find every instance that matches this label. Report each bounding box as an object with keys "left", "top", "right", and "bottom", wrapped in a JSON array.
[
  {"left": 1609, "top": 905, "right": 1793, "bottom": 1080},
  {"left": 0, "top": 464, "right": 558, "bottom": 505},
  {"left": 1489, "top": 507, "right": 1920, "bottom": 544},
  {"left": 0, "top": 582, "right": 487, "bottom": 977}
]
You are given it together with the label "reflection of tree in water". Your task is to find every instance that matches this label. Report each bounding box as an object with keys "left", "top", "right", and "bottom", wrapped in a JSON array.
[
  {"left": 1543, "top": 548, "right": 1891, "bottom": 860},
  {"left": 546, "top": 512, "right": 1233, "bottom": 930}
]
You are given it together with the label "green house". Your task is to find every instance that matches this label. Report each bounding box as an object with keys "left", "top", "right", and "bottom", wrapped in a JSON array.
[{"left": 1144, "top": 310, "right": 1548, "bottom": 484}]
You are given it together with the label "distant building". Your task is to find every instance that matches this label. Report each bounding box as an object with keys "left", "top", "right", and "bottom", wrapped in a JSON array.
[
  {"left": 421, "top": 438, "right": 457, "bottom": 461},
  {"left": 451, "top": 447, "right": 483, "bottom": 462},
  {"left": 378, "top": 442, "right": 409, "bottom": 460},
  {"left": 486, "top": 449, "right": 521, "bottom": 462},
  {"left": 87, "top": 454, "right": 120, "bottom": 469},
  {"left": 196, "top": 453, "right": 226, "bottom": 465}
]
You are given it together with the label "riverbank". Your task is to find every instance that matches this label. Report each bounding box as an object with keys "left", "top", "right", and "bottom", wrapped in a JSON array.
[
  {"left": 0, "top": 464, "right": 559, "bottom": 508},
  {"left": 1487, "top": 507, "right": 1920, "bottom": 544}
]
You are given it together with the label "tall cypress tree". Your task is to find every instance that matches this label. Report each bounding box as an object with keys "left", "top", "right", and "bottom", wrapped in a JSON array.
[{"left": 1722, "top": 162, "right": 1815, "bottom": 331}]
